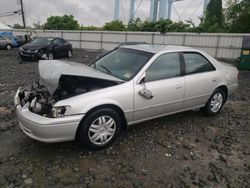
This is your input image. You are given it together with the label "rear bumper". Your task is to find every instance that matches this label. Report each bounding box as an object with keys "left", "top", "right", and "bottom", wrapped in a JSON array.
[{"left": 14, "top": 88, "right": 84, "bottom": 143}]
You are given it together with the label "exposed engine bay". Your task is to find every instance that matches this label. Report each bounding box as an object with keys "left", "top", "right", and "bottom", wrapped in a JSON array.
[{"left": 18, "top": 75, "right": 119, "bottom": 117}]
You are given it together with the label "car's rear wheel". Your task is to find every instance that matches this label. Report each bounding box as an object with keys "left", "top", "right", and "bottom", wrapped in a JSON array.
[
  {"left": 68, "top": 49, "right": 72, "bottom": 58},
  {"left": 78, "top": 108, "right": 122, "bottom": 150},
  {"left": 6, "top": 44, "right": 12, "bottom": 50},
  {"left": 202, "top": 88, "right": 226, "bottom": 116}
]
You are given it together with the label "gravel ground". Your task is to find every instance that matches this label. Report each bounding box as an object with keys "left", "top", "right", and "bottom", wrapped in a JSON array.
[{"left": 0, "top": 49, "right": 249, "bottom": 188}]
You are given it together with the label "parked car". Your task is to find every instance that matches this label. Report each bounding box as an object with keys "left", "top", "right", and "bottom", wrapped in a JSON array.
[
  {"left": 0, "top": 32, "right": 18, "bottom": 50},
  {"left": 14, "top": 44, "right": 238, "bottom": 149},
  {"left": 18, "top": 37, "right": 73, "bottom": 62},
  {"left": 0, "top": 36, "right": 13, "bottom": 50}
]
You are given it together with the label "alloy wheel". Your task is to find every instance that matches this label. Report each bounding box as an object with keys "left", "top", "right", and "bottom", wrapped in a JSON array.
[
  {"left": 210, "top": 93, "right": 223, "bottom": 113},
  {"left": 68, "top": 50, "right": 72, "bottom": 57},
  {"left": 47, "top": 52, "right": 53, "bottom": 60},
  {"left": 88, "top": 116, "right": 116, "bottom": 146},
  {"left": 6, "top": 45, "right": 12, "bottom": 50}
]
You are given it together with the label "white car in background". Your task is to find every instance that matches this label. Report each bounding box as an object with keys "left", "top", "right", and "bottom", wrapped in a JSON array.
[{"left": 14, "top": 44, "right": 239, "bottom": 149}]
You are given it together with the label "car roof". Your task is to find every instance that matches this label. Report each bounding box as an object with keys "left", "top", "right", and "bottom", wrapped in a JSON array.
[{"left": 120, "top": 44, "right": 195, "bottom": 54}]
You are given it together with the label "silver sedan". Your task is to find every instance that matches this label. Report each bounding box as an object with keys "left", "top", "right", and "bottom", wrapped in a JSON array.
[{"left": 14, "top": 45, "right": 238, "bottom": 149}]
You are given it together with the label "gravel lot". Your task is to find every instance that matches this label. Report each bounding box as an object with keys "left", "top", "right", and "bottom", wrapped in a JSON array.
[{"left": 0, "top": 49, "right": 249, "bottom": 188}]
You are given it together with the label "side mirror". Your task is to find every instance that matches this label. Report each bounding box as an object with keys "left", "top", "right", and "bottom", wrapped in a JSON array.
[
  {"left": 138, "top": 72, "right": 154, "bottom": 100},
  {"left": 139, "top": 88, "right": 153, "bottom": 99}
]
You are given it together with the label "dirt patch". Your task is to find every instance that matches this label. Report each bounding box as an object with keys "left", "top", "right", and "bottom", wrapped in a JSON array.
[{"left": 0, "top": 48, "right": 249, "bottom": 188}]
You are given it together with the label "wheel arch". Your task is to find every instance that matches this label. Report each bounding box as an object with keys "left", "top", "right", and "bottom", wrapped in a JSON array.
[
  {"left": 215, "top": 85, "right": 228, "bottom": 101},
  {"left": 75, "top": 104, "right": 127, "bottom": 141},
  {"left": 6, "top": 43, "right": 13, "bottom": 48}
]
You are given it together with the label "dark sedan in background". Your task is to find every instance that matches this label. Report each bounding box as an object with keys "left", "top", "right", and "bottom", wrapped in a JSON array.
[{"left": 18, "top": 37, "right": 73, "bottom": 62}]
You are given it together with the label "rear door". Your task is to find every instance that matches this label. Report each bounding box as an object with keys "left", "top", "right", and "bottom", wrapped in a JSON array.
[{"left": 182, "top": 52, "right": 218, "bottom": 109}]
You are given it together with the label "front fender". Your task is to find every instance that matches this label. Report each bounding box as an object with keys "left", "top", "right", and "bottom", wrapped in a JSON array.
[{"left": 79, "top": 99, "right": 123, "bottom": 114}]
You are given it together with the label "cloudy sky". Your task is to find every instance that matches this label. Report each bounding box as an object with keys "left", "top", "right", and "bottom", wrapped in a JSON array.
[{"left": 0, "top": 0, "right": 207, "bottom": 27}]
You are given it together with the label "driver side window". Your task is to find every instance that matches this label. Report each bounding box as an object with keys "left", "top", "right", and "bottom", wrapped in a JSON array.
[{"left": 145, "top": 53, "right": 181, "bottom": 82}]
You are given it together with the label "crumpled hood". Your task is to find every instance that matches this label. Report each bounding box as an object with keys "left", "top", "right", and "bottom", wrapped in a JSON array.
[{"left": 38, "top": 60, "right": 124, "bottom": 95}]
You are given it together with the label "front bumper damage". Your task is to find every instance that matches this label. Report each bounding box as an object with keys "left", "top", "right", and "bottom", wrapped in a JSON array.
[
  {"left": 14, "top": 88, "right": 84, "bottom": 143},
  {"left": 19, "top": 50, "right": 46, "bottom": 61}
]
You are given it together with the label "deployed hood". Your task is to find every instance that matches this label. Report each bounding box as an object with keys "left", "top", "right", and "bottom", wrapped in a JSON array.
[
  {"left": 22, "top": 43, "right": 48, "bottom": 51},
  {"left": 38, "top": 60, "right": 124, "bottom": 94}
]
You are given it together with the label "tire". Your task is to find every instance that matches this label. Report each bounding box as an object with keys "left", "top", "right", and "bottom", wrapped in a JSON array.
[
  {"left": 47, "top": 52, "right": 53, "bottom": 60},
  {"left": 67, "top": 49, "right": 72, "bottom": 58},
  {"left": 6, "top": 44, "right": 12, "bottom": 50},
  {"left": 202, "top": 88, "right": 226, "bottom": 116},
  {"left": 78, "top": 108, "right": 122, "bottom": 150}
]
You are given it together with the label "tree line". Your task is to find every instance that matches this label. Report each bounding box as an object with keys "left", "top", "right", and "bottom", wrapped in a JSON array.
[{"left": 12, "top": 0, "right": 250, "bottom": 33}]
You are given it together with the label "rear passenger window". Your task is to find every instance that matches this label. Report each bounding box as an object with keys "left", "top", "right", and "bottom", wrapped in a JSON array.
[
  {"left": 145, "top": 53, "right": 181, "bottom": 82},
  {"left": 183, "top": 53, "right": 215, "bottom": 74}
]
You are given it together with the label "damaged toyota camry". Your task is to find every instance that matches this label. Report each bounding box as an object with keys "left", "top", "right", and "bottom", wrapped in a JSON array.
[{"left": 14, "top": 44, "right": 239, "bottom": 149}]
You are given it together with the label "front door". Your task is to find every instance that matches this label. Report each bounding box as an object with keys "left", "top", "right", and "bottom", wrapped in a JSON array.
[{"left": 134, "top": 52, "right": 185, "bottom": 122}]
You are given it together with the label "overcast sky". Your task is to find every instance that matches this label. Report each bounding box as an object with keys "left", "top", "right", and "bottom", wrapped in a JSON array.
[{"left": 0, "top": 0, "right": 208, "bottom": 27}]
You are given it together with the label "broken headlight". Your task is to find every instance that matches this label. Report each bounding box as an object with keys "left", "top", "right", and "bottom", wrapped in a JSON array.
[{"left": 52, "top": 106, "right": 70, "bottom": 118}]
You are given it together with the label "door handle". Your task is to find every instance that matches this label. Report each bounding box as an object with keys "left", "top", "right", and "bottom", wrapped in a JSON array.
[{"left": 175, "top": 85, "right": 183, "bottom": 89}]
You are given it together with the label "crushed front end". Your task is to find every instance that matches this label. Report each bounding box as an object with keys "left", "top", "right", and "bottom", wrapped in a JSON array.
[{"left": 14, "top": 81, "right": 84, "bottom": 143}]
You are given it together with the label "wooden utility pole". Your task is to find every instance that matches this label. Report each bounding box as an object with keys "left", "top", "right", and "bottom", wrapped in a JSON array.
[{"left": 20, "top": 0, "right": 26, "bottom": 28}]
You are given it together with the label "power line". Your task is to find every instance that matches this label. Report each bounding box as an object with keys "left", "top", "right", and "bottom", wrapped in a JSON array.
[
  {"left": 0, "top": 10, "right": 17, "bottom": 15},
  {"left": 0, "top": 13, "right": 16, "bottom": 17},
  {"left": 0, "top": 10, "right": 21, "bottom": 17}
]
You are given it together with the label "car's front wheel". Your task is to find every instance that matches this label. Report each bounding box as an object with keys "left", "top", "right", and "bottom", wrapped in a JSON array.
[
  {"left": 67, "top": 49, "right": 72, "bottom": 58},
  {"left": 202, "top": 88, "right": 226, "bottom": 116},
  {"left": 47, "top": 52, "right": 54, "bottom": 60},
  {"left": 78, "top": 108, "right": 122, "bottom": 149}
]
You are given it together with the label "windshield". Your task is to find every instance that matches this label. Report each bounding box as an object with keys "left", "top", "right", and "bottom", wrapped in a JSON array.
[
  {"left": 31, "top": 37, "right": 52, "bottom": 45},
  {"left": 92, "top": 48, "right": 153, "bottom": 81}
]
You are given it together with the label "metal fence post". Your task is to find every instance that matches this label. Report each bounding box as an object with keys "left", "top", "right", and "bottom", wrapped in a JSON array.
[
  {"left": 151, "top": 33, "right": 155, "bottom": 44},
  {"left": 79, "top": 31, "right": 82, "bottom": 49},
  {"left": 100, "top": 32, "right": 103, "bottom": 50},
  {"left": 215, "top": 34, "right": 221, "bottom": 58},
  {"left": 125, "top": 32, "right": 128, "bottom": 43},
  {"left": 61, "top": 30, "right": 64, "bottom": 38},
  {"left": 183, "top": 33, "right": 186, "bottom": 46}
]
